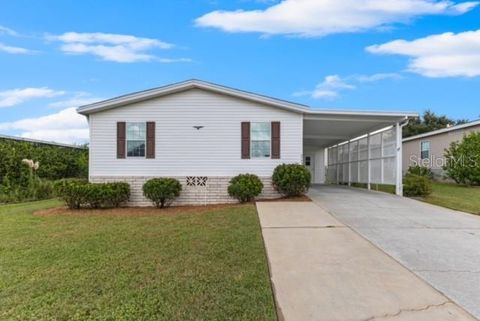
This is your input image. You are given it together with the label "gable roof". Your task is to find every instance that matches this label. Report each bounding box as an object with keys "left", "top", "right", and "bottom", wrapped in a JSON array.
[
  {"left": 77, "top": 79, "right": 310, "bottom": 115},
  {"left": 403, "top": 119, "right": 480, "bottom": 142}
]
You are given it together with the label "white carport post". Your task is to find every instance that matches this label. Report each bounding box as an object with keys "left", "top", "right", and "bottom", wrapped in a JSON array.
[
  {"left": 367, "top": 133, "right": 371, "bottom": 190},
  {"left": 347, "top": 140, "right": 351, "bottom": 187},
  {"left": 395, "top": 122, "right": 403, "bottom": 196}
]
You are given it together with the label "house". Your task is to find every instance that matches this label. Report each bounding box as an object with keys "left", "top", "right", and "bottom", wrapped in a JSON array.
[
  {"left": 403, "top": 120, "right": 480, "bottom": 178},
  {"left": 77, "top": 80, "right": 416, "bottom": 206},
  {"left": 0, "top": 133, "right": 86, "bottom": 150}
]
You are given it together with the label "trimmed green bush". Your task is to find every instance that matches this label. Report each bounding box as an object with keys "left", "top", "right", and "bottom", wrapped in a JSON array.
[
  {"left": 403, "top": 174, "right": 432, "bottom": 197},
  {"left": 228, "top": 174, "right": 264, "bottom": 203},
  {"left": 143, "top": 178, "right": 182, "bottom": 208},
  {"left": 407, "top": 165, "right": 433, "bottom": 179},
  {"left": 54, "top": 179, "right": 88, "bottom": 209},
  {"left": 272, "top": 164, "right": 311, "bottom": 197},
  {"left": 54, "top": 179, "right": 130, "bottom": 209}
]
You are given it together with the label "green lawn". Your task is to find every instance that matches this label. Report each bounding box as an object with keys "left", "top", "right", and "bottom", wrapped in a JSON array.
[
  {"left": 424, "top": 182, "right": 480, "bottom": 215},
  {"left": 0, "top": 200, "right": 276, "bottom": 321}
]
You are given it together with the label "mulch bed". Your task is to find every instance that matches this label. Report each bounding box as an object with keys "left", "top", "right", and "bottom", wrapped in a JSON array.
[
  {"left": 35, "top": 196, "right": 311, "bottom": 217},
  {"left": 34, "top": 203, "right": 246, "bottom": 217}
]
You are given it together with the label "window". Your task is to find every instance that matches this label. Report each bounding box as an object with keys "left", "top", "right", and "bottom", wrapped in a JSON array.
[
  {"left": 126, "top": 122, "right": 146, "bottom": 157},
  {"left": 251, "top": 122, "right": 271, "bottom": 158},
  {"left": 420, "top": 141, "right": 430, "bottom": 160},
  {"left": 305, "top": 156, "right": 311, "bottom": 166}
]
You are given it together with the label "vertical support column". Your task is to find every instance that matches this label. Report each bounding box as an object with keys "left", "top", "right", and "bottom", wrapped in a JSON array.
[
  {"left": 367, "top": 133, "right": 371, "bottom": 190},
  {"left": 336, "top": 146, "right": 340, "bottom": 184},
  {"left": 395, "top": 122, "right": 403, "bottom": 196},
  {"left": 348, "top": 141, "right": 351, "bottom": 186},
  {"left": 380, "top": 132, "right": 385, "bottom": 184},
  {"left": 357, "top": 140, "right": 361, "bottom": 183}
]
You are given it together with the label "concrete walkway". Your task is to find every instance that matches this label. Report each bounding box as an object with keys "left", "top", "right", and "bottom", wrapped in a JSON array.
[
  {"left": 308, "top": 185, "right": 480, "bottom": 320},
  {"left": 256, "top": 202, "right": 475, "bottom": 321}
]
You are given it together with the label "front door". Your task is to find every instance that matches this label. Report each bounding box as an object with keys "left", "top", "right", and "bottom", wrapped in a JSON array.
[{"left": 304, "top": 155, "right": 315, "bottom": 182}]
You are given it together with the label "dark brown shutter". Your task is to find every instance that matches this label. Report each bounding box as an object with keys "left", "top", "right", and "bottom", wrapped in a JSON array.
[
  {"left": 146, "top": 122, "right": 155, "bottom": 159},
  {"left": 117, "top": 122, "right": 126, "bottom": 159},
  {"left": 241, "top": 122, "right": 250, "bottom": 159},
  {"left": 271, "top": 121, "right": 280, "bottom": 159}
]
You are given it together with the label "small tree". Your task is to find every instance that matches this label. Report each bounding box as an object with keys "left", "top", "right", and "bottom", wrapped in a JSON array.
[
  {"left": 443, "top": 132, "right": 480, "bottom": 185},
  {"left": 143, "top": 178, "right": 182, "bottom": 208}
]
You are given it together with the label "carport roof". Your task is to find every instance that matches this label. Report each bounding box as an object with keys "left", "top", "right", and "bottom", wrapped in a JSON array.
[{"left": 304, "top": 110, "right": 417, "bottom": 148}]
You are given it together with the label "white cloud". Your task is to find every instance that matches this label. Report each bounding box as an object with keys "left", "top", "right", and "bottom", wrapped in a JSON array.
[
  {"left": 0, "top": 87, "right": 65, "bottom": 108},
  {"left": 367, "top": 29, "right": 480, "bottom": 77},
  {"left": 47, "top": 32, "right": 189, "bottom": 63},
  {"left": 48, "top": 92, "right": 104, "bottom": 109},
  {"left": 354, "top": 73, "right": 403, "bottom": 82},
  {"left": 294, "top": 75, "right": 355, "bottom": 99},
  {"left": 294, "top": 73, "right": 401, "bottom": 99},
  {"left": 0, "top": 43, "right": 36, "bottom": 54},
  {"left": 0, "top": 25, "right": 18, "bottom": 36},
  {"left": 196, "top": 0, "right": 478, "bottom": 37},
  {"left": 0, "top": 107, "right": 88, "bottom": 144}
]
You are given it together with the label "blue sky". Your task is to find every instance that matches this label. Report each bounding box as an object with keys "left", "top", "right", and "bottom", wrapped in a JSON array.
[{"left": 0, "top": 0, "right": 479, "bottom": 143}]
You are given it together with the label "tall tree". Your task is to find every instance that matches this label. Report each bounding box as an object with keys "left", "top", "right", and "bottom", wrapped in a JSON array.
[{"left": 403, "top": 110, "right": 469, "bottom": 138}]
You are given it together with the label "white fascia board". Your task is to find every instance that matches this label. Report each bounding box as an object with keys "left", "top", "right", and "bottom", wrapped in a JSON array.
[{"left": 77, "top": 79, "right": 310, "bottom": 115}]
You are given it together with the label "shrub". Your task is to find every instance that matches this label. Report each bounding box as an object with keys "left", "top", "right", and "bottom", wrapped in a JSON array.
[
  {"left": 228, "top": 174, "right": 263, "bottom": 203},
  {"left": 54, "top": 179, "right": 130, "bottom": 209},
  {"left": 403, "top": 174, "right": 432, "bottom": 197},
  {"left": 54, "top": 179, "right": 88, "bottom": 209},
  {"left": 407, "top": 165, "right": 433, "bottom": 179},
  {"left": 82, "top": 182, "right": 130, "bottom": 209},
  {"left": 272, "top": 164, "right": 311, "bottom": 197},
  {"left": 33, "top": 179, "right": 55, "bottom": 200},
  {"left": 443, "top": 132, "right": 480, "bottom": 185},
  {"left": 106, "top": 182, "right": 131, "bottom": 208},
  {"left": 143, "top": 178, "right": 182, "bottom": 208}
]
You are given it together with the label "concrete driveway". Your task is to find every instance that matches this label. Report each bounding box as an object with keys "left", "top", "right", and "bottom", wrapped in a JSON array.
[
  {"left": 308, "top": 185, "right": 480, "bottom": 320},
  {"left": 256, "top": 202, "right": 475, "bottom": 321}
]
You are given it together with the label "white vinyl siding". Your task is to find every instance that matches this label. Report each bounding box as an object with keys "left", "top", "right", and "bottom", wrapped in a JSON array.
[{"left": 89, "top": 88, "right": 303, "bottom": 177}]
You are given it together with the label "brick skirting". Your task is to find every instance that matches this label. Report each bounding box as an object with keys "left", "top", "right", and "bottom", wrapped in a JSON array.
[{"left": 89, "top": 176, "right": 280, "bottom": 206}]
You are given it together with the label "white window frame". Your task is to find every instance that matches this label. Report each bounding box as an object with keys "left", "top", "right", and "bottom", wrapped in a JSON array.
[
  {"left": 420, "top": 140, "right": 430, "bottom": 160},
  {"left": 126, "top": 122, "right": 146, "bottom": 158},
  {"left": 250, "top": 122, "right": 271, "bottom": 159}
]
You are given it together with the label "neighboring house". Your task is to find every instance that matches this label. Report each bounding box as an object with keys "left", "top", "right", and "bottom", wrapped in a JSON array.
[
  {"left": 77, "top": 80, "right": 415, "bottom": 206},
  {"left": 0, "top": 133, "right": 85, "bottom": 150},
  {"left": 403, "top": 119, "right": 480, "bottom": 178}
]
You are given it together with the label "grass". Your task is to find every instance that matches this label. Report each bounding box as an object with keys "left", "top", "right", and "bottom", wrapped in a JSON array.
[
  {"left": 423, "top": 182, "right": 480, "bottom": 215},
  {"left": 0, "top": 200, "right": 276, "bottom": 321}
]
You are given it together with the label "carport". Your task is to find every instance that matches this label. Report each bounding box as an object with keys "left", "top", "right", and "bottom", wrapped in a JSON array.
[{"left": 302, "top": 110, "right": 417, "bottom": 195}]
